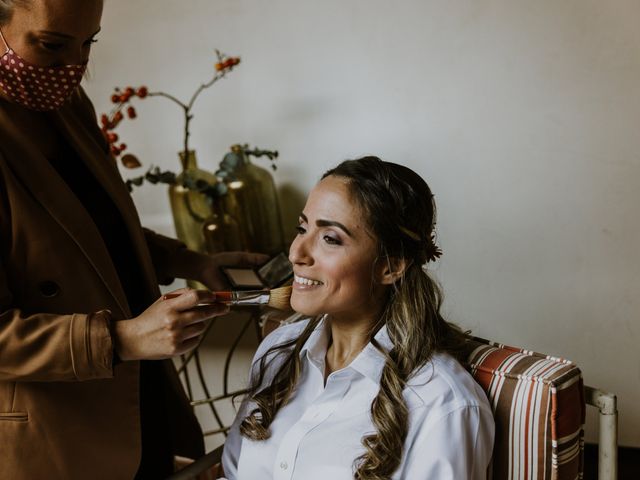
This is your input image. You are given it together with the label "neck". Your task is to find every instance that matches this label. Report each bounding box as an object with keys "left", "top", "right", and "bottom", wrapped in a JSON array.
[{"left": 324, "top": 311, "right": 379, "bottom": 378}]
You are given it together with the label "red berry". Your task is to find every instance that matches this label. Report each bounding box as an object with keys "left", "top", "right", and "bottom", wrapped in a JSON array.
[
  {"left": 100, "top": 114, "right": 109, "bottom": 126},
  {"left": 124, "top": 87, "right": 135, "bottom": 96},
  {"left": 119, "top": 143, "right": 127, "bottom": 152},
  {"left": 106, "top": 132, "right": 119, "bottom": 143},
  {"left": 126, "top": 106, "right": 137, "bottom": 119},
  {"left": 136, "top": 86, "right": 148, "bottom": 98},
  {"left": 110, "top": 145, "right": 121, "bottom": 156},
  {"left": 111, "top": 94, "right": 120, "bottom": 103}
]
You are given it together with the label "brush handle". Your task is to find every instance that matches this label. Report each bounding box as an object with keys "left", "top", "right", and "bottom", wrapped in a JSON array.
[{"left": 162, "top": 290, "right": 270, "bottom": 306}]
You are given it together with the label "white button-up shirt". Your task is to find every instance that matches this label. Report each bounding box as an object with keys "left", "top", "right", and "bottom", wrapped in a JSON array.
[{"left": 222, "top": 317, "right": 494, "bottom": 479}]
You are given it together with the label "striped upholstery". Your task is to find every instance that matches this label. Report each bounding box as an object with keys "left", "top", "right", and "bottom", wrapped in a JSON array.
[{"left": 465, "top": 336, "right": 586, "bottom": 480}]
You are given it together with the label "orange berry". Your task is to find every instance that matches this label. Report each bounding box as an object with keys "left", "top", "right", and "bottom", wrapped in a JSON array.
[{"left": 215, "top": 62, "right": 224, "bottom": 72}]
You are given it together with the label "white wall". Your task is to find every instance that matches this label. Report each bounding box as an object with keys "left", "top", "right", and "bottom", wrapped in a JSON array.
[{"left": 84, "top": 0, "right": 640, "bottom": 447}]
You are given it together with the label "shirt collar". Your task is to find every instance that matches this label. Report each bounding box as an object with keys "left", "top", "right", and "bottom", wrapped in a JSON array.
[
  {"left": 299, "top": 315, "right": 330, "bottom": 372},
  {"left": 299, "top": 315, "right": 393, "bottom": 386}
]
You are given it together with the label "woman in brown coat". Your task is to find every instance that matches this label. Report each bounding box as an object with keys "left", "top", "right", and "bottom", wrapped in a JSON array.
[{"left": 0, "top": 0, "right": 262, "bottom": 478}]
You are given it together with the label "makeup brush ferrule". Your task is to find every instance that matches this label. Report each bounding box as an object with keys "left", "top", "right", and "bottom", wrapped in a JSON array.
[{"left": 229, "top": 290, "right": 271, "bottom": 306}]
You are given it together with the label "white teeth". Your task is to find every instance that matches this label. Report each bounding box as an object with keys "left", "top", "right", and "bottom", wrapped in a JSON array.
[{"left": 294, "top": 274, "right": 323, "bottom": 286}]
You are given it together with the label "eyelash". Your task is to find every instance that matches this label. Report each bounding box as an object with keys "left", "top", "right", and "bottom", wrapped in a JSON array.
[
  {"left": 295, "top": 224, "right": 342, "bottom": 245},
  {"left": 40, "top": 38, "right": 98, "bottom": 52},
  {"left": 40, "top": 41, "right": 63, "bottom": 51},
  {"left": 323, "top": 235, "right": 341, "bottom": 245}
]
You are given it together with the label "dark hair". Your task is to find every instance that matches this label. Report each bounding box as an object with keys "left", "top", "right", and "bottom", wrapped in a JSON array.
[
  {"left": 0, "top": 0, "right": 29, "bottom": 26},
  {"left": 240, "top": 156, "right": 467, "bottom": 480}
]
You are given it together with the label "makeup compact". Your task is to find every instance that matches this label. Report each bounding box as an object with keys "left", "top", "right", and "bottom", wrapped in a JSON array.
[{"left": 221, "top": 252, "right": 293, "bottom": 290}]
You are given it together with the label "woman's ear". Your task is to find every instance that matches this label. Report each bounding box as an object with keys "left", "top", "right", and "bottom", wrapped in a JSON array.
[{"left": 377, "top": 256, "right": 411, "bottom": 285}]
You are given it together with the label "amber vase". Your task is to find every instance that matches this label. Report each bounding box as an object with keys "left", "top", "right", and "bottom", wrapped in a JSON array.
[
  {"left": 202, "top": 198, "right": 246, "bottom": 254},
  {"left": 218, "top": 145, "right": 285, "bottom": 256},
  {"left": 168, "top": 150, "right": 218, "bottom": 288}
]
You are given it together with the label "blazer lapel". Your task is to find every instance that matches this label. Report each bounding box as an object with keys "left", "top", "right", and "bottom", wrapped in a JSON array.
[
  {"left": 0, "top": 104, "right": 132, "bottom": 317},
  {"left": 50, "top": 95, "right": 161, "bottom": 302}
]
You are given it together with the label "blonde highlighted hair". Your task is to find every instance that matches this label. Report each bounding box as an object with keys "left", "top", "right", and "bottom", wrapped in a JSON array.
[{"left": 240, "top": 157, "right": 467, "bottom": 479}]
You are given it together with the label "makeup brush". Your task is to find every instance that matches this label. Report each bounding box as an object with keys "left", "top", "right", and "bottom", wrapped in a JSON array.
[{"left": 162, "top": 286, "right": 292, "bottom": 311}]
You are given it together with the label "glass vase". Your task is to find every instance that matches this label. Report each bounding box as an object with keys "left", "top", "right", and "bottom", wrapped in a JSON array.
[
  {"left": 168, "top": 150, "right": 218, "bottom": 289},
  {"left": 202, "top": 198, "right": 247, "bottom": 254},
  {"left": 219, "top": 145, "right": 285, "bottom": 256}
]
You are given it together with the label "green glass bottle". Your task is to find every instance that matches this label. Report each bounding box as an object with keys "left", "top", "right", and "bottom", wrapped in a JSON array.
[{"left": 218, "top": 145, "right": 285, "bottom": 256}]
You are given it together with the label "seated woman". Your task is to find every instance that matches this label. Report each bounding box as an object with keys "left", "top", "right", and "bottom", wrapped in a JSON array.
[{"left": 221, "top": 156, "right": 494, "bottom": 479}]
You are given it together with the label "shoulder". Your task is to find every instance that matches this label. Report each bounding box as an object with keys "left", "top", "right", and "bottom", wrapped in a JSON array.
[{"left": 404, "top": 352, "right": 491, "bottom": 416}]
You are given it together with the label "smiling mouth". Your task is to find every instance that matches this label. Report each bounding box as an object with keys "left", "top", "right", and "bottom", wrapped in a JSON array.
[{"left": 294, "top": 274, "right": 324, "bottom": 286}]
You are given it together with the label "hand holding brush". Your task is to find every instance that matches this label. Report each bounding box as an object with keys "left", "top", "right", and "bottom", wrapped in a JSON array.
[
  {"left": 113, "top": 289, "right": 227, "bottom": 361},
  {"left": 162, "top": 285, "right": 292, "bottom": 311}
]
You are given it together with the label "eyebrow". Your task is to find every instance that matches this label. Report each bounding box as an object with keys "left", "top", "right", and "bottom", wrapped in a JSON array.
[
  {"left": 299, "top": 213, "right": 353, "bottom": 237},
  {"left": 38, "top": 27, "right": 101, "bottom": 40}
]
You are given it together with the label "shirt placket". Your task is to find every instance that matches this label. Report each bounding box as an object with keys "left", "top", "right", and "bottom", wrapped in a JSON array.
[{"left": 272, "top": 371, "right": 351, "bottom": 480}]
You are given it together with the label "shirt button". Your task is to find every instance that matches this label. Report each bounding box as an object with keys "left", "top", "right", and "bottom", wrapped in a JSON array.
[{"left": 280, "top": 461, "right": 288, "bottom": 470}]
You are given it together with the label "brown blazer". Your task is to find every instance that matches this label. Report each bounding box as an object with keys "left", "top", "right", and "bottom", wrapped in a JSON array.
[{"left": 0, "top": 89, "right": 203, "bottom": 479}]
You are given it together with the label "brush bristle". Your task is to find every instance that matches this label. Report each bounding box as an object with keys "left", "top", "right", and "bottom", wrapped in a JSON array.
[{"left": 267, "top": 286, "right": 293, "bottom": 310}]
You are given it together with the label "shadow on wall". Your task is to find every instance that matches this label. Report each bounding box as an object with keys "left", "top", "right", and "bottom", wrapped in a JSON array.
[{"left": 278, "top": 182, "right": 307, "bottom": 246}]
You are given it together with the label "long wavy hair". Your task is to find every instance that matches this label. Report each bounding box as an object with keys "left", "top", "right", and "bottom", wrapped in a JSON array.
[{"left": 239, "top": 156, "right": 467, "bottom": 479}]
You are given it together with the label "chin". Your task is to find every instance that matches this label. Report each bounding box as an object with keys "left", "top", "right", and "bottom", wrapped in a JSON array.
[{"left": 291, "top": 296, "right": 325, "bottom": 317}]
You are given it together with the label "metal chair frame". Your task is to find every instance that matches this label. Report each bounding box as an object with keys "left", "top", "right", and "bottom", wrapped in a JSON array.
[{"left": 584, "top": 386, "right": 618, "bottom": 480}]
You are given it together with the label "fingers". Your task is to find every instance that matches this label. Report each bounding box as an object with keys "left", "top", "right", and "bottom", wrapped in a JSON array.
[
  {"left": 163, "top": 289, "right": 219, "bottom": 311},
  {"left": 178, "top": 336, "right": 201, "bottom": 355},
  {"left": 180, "top": 303, "right": 229, "bottom": 326},
  {"left": 180, "top": 321, "right": 208, "bottom": 342}
]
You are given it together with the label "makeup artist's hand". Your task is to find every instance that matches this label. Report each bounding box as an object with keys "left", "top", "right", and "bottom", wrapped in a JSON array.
[
  {"left": 113, "top": 288, "right": 228, "bottom": 361},
  {"left": 197, "top": 251, "right": 269, "bottom": 291}
]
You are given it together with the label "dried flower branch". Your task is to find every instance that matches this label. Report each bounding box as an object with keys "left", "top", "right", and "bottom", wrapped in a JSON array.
[
  {"left": 125, "top": 165, "right": 228, "bottom": 201},
  {"left": 101, "top": 50, "right": 241, "bottom": 169}
]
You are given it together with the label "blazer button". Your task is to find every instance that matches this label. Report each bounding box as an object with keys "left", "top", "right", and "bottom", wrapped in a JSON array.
[{"left": 38, "top": 281, "right": 60, "bottom": 298}]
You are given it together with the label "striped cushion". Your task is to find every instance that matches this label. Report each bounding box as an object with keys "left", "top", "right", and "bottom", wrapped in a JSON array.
[{"left": 465, "top": 336, "right": 585, "bottom": 480}]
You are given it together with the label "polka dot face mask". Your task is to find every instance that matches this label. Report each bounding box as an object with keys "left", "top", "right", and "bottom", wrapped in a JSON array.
[{"left": 0, "top": 29, "right": 86, "bottom": 112}]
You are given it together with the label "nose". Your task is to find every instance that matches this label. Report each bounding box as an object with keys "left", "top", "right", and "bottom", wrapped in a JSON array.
[{"left": 289, "top": 233, "right": 313, "bottom": 266}]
